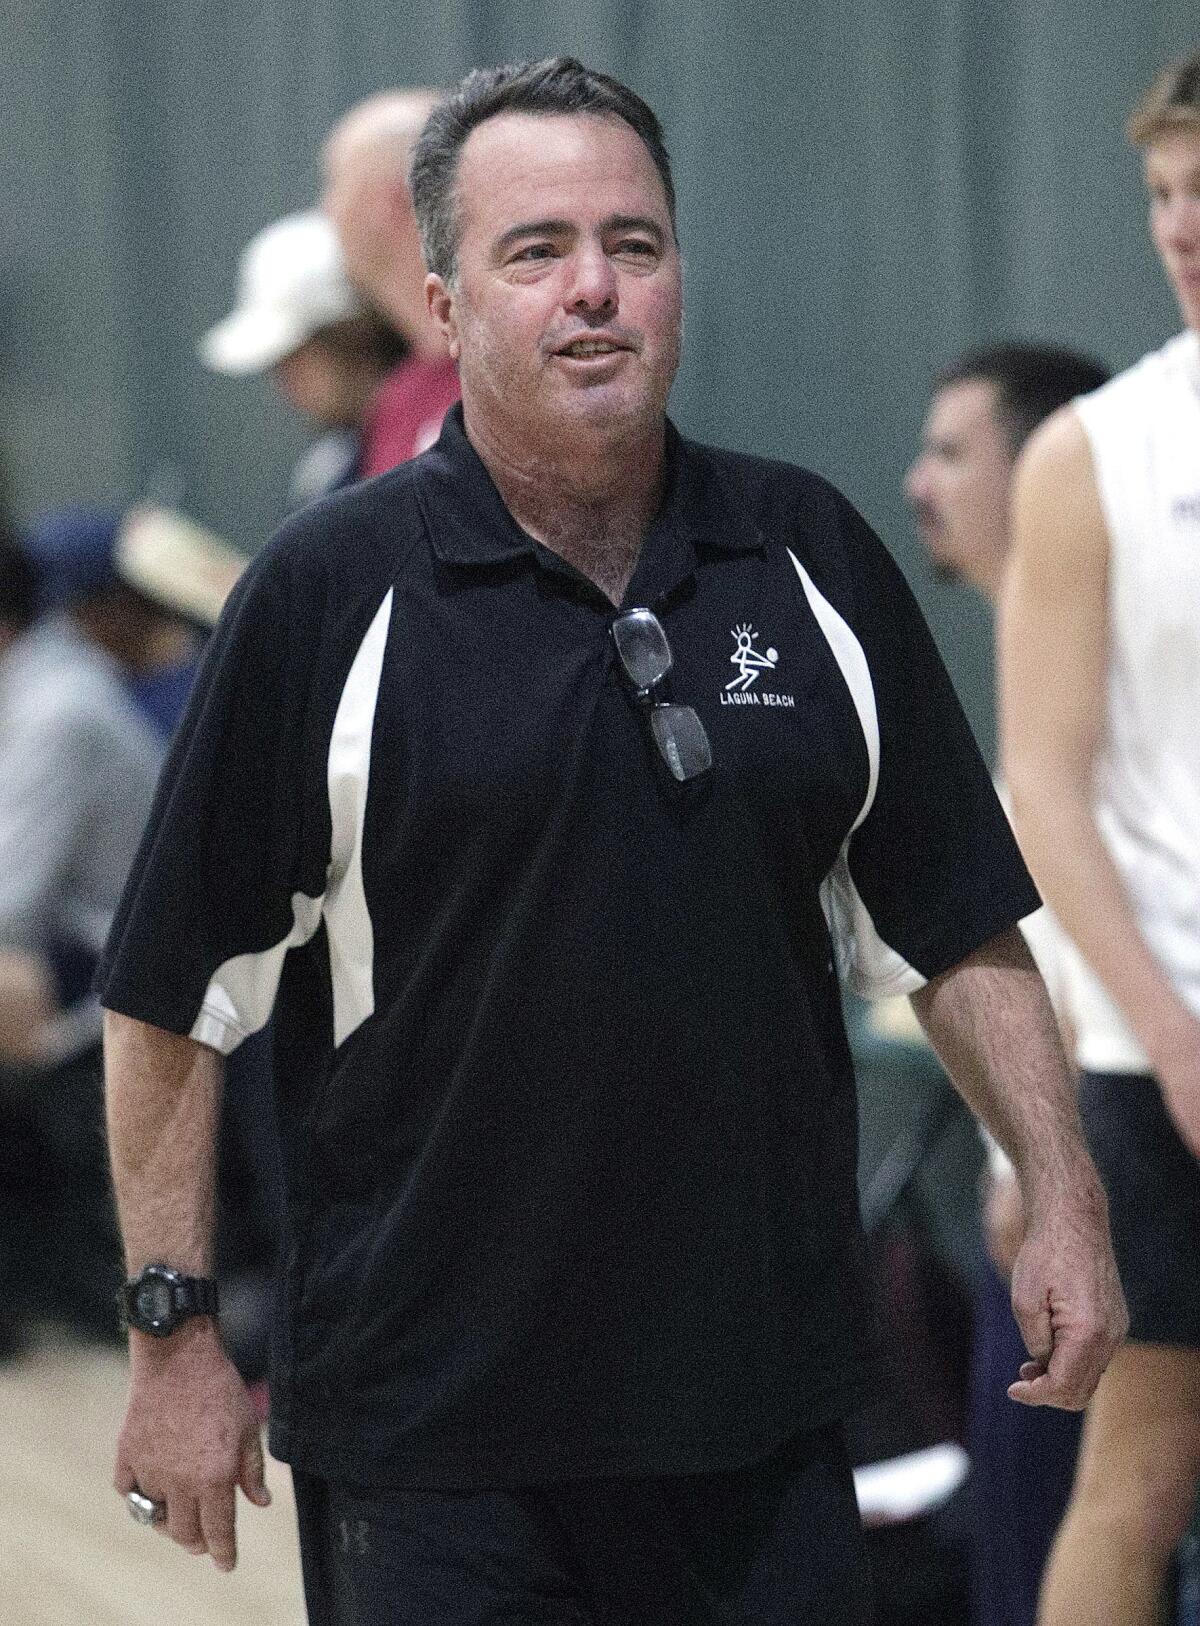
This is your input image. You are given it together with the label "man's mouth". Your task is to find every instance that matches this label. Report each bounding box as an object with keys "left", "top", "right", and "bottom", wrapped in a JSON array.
[{"left": 555, "top": 338, "right": 629, "bottom": 359}]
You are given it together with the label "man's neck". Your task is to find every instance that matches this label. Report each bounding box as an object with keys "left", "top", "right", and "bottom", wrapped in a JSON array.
[{"left": 464, "top": 409, "right": 666, "bottom": 606}]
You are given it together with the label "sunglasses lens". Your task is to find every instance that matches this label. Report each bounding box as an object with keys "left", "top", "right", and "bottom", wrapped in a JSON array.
[
  {"left": 612, "top": 609, "right": 672, "bottom": 692},
  {"left": 650, "top": 704, "right": 713, "bottom": 783},
  {"left": 613, "top": 612, "right": 713, "bottom": 785}
]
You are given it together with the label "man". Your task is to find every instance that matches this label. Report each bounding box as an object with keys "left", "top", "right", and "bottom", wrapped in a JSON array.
[
  {"left": 907, "top": 343, "right": 1109, "bottom": 1626},
  {"left": 100, "top": 60, "right": 1124, "bottom": 1625},
  {"left": 199, "top": 209, "right": 408, "bottom": 507},
  {"left": 322, "top": 90, "right": 460, "bottom": 475},
  {"left": 907, "top": 347, "right": 1108, "bottom": 603},
  {"left": 1001, "top": 50, "right": 1200, "bottom": 1626}
]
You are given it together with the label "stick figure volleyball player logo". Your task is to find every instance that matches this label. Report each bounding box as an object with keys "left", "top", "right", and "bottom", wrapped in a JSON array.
[{"left": 726, "top": 624, "right": 779, "bottom": 691}]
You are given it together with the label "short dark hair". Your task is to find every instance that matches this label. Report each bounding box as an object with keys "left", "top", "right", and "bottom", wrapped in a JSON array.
[
  {"left": 409, "top": 56, "right": 677, "bottom": 284},
  {"left": 0, "top": 528, "right": 38, "bottom": 633},
  {"left": 1128, "top": 49, "right": 1200, "bottom": 147},
  {"left": 934, "top": 343, "right": 1110, "bottom": 454}
]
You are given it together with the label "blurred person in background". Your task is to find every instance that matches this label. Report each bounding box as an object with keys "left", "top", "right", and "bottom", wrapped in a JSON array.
[
  {"left": 1001, "top": 49, "right": 1200, "bottom": 1626},
  {"left": 0, "top": 507, "right": 244, "bottom": 1349},
  {"left": 0, "top": 509, "right": 167, "bottom": 1069},
  {"left": 322, "top": 88, "right": 460, "bottom": 473},
  {"left": 200, "top": 208, "right": 408, "bottom": 509},
  {"left": 116, "top": 503, "right": 248, "bottom": 736},
  {"left": 907, "top": 342, "right": 1109, "bottom": 1626},
  {"left": 0, "top": 511, "right": 169, "bottom": 1344}
]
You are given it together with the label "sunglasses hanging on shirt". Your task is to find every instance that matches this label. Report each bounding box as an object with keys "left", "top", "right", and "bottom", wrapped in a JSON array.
[{"left": 610, "top": 608, "right": 713, "bottom": 785}]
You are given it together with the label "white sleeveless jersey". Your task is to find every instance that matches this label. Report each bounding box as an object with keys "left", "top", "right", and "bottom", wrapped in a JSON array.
[{"left": 1067, "top": 330, "right": 1200, "bottom": 1072}]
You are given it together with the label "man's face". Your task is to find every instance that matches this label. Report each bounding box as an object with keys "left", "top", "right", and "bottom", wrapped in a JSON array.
[
  {"left": 272, "top": 337, "right": 357, "bottom": 429},
  {"left": 1145, "top": 127, "right": 1200, "bottom": 332},
  {"left": 427, "top": 111, "right": 682, "bottom": 448},
  {"left": 904, "top": 378, "right": 1016, "bottom": 601}
]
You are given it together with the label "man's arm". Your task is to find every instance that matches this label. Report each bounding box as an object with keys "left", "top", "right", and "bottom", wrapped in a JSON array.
[
  {"left": 910, "top": 927, "right": 1126, "bottom": 1408},
  {"left": 104, "top": 1010, "right": 270, "bottom": 1571},
  {"left": 998, "top": 407, "right": 1200, "bottom": 1155}
]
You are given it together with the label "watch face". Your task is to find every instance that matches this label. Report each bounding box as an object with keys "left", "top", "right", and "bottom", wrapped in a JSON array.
[{"left": 136, "top": 1278, "right": 175, "bottom": 1326}]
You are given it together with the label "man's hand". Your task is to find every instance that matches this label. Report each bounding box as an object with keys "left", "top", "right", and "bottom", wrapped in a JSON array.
[
  {"left": 113, "top": 1319, "right": 271, "bottom": 1571},
  {"left": 1006, "top": 1172, "right": 1127, "bottom": 1410}
]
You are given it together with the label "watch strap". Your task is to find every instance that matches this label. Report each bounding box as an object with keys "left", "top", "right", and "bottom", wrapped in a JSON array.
[{"left": 177, "top": 1276, "right": 220, "bottom": 1317}]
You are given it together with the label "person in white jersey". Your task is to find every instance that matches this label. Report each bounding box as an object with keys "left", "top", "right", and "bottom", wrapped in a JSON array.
[{"left": 1000, "top": 49, "right": 1200, "bottom": 1626}]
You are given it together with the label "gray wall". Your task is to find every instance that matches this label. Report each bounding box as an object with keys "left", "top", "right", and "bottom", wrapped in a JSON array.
[{"left": 2, "top": 3, "right": 1195, "bottom": 751}]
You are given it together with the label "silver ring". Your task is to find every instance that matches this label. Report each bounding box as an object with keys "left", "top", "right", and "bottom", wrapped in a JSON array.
[{"left": 126, "top": 1488, "right": 167, "bottom": 1526}]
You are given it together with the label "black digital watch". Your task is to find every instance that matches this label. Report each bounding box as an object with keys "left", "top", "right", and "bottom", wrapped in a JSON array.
[{"left": 119, "top": 1263, "right": 219, "bottom": 1338}]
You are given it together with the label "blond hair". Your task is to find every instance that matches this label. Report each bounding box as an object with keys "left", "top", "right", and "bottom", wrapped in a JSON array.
[{"left": 1128, "top": 49, "right": 1200, "bottom": 146}]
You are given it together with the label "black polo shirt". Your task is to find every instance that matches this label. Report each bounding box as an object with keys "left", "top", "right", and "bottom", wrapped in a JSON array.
[{"left": 98, "top": 405, "right": 1038, "bottom": 1488}]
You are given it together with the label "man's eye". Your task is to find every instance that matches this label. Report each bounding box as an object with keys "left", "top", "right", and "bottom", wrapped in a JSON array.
[
  {"left": 616, "top": 239, "right": 656, "bottom": 257},
  {"left": 513, "top": 244, "right": 556, "bottom": 262}
]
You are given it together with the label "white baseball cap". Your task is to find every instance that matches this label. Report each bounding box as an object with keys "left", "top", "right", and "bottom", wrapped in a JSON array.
[{"left": 198, "top": 209, "right": 365, "bottom": 375}]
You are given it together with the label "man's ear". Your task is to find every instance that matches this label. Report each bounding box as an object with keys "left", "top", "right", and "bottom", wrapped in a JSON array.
[{"left": 426, "top": 273, "right": 460, "bottom": 361}]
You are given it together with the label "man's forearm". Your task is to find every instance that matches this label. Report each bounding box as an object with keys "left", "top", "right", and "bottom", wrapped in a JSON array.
[
  {"left": 912, "top": 927, "right": 1126, "bottom": 1407},
  {"left": 104, "top": 1010, "right": 224, "bottom": 1274},
  {"left": 105, "top": 1012, "right": 268, "bottom": 1573},
  {"left": 909, "top": 927, "right": 1097, "bottom": 1211}
]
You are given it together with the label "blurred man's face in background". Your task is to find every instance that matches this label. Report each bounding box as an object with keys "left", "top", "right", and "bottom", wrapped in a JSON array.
[
  {"left": 905, "top": 377, "right": 1015, "bottom": 602},
  {"left": 272, "top": 336, "right": 360, "bottom": 428},
  {"left": 1145, "top": 127, "right": 1200, "bottom": 332},
  {"left": 322, "top": 133, "right": 395, "bottom": 298}
]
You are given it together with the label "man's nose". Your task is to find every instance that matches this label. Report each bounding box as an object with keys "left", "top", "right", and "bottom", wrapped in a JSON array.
[
  {"left": 565, "top": 244, "right": 618, "bottom": 314},
  {"left": 1161, "top": 195, "right": 1200, "bottom": 251},
  {"left": 904, "top": 457, "right": 929, "bottom": 505}
]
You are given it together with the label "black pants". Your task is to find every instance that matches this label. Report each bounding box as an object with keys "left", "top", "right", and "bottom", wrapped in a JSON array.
[
  {"left": 1079, "top": 1069, "right": 1200, "bottom": 1346},
  {"left": 294, "top": 1423, "right": 874, "bottom": 1625}
]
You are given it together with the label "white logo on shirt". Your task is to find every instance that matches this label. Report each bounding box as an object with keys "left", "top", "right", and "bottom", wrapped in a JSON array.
[
  {"left": 726, "top": 624, "right": 779, "bottom": 691},
  {"left": 720, "top": 624, "right": 794, "bottom": 707}
]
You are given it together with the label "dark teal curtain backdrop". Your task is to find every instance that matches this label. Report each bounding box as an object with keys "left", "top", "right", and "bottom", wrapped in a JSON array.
[{"left": 2, "top": 3, "right": 1196, "bottom": 748}]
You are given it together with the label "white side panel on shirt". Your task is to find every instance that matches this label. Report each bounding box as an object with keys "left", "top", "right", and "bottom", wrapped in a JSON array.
[
  {"left": 324, "top": 589, "right": 393, "bottom": 1047},
  {"left": 190, "top": 891, "right": 324, "bottom": 1053},
  {"left": 785, "top": 547, "right": 925, "bottom": 1000},
  {"left": 189, "top": 589, "right": 393, "bottom": 1054}
]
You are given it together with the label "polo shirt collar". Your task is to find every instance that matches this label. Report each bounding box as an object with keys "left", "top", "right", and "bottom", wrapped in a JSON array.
[{"left": 416, "top": 405, "right": 766, "bottom": 584}]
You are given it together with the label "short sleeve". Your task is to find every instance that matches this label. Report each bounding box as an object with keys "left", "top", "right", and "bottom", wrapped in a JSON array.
[
  {"left": 816, "top": 499, "right": 1041, "bottom": 998},
  {"left": 95, "top": 542, "right": 334, "bottom": 1052}
]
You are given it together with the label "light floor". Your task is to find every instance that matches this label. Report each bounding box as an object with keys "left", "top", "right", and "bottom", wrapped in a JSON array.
[{"left": 0, "top": 1329, "right": 306, "bottom": 1626}]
